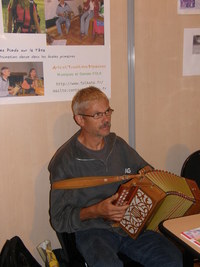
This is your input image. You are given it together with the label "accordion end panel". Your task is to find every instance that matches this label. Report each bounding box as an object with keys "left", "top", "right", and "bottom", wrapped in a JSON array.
[
  {"left": 184, "top": 178, "right": 200, "bottom": 216},
  {"left": 118, "top": 178, "right": 166, "bottom": 239}
]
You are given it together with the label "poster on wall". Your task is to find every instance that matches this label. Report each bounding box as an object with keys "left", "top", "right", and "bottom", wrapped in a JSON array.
[
  {"left": 177, "top": 0, "right": 200, "bottom": 14},
  {"left": 0, "top": 0, "right": 110, "bottom": 105},
  {"left": 183, "top": 28, "right": 200, "bottom": 76}
]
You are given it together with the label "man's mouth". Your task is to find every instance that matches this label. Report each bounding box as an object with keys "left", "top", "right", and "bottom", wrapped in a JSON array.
[{"left": 100, "top": 122, "right": 111, "bottom": 129}]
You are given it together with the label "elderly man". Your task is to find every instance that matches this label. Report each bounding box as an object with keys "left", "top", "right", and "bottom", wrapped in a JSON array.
[
  {"left": 49, "top": 87, "right": 183, "bottom": 267},
  {"left": 0, "top": 67, "right": 14, "bottom": 97}
]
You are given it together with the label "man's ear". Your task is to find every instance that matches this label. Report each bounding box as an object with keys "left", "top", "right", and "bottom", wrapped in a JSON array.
[{"left": 74, "top": 114, "right": 84, "bottom": 127}]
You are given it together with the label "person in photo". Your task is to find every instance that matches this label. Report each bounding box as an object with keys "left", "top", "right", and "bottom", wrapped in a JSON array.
[
  {"left": 80, "top": 0, "right": 100, "bottom": 38},
  {"left": 7, "top": 0, "right": 41, "bottom": 33},
  {"left": 0, "top": 67, "right": 15, "bottom": 97},
  {"left": 56, "top": 0, "right": 74, "bottom": 37},
  {"left": 21, "top": 68, "right": 39, "bottom": 95}
]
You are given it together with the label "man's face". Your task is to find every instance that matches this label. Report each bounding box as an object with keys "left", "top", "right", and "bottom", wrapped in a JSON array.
[
  {"left": 78, "top": 98, "right": 112, "bottom": 139},
  {"left": 2, "top": 68, "right": 10, "bottom": 78}
]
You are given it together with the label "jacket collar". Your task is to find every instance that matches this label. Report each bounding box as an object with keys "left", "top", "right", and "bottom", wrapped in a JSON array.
[{"left": 71, "top": 130, "right": 116, "bottom": 160}]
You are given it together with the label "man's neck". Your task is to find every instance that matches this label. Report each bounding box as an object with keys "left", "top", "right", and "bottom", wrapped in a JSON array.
[
  {"left": 78, "top": 133, "right": 105, "bottom": 151},
  {"left": 2, "top": 75, "right": 8, "bottom": 81}
]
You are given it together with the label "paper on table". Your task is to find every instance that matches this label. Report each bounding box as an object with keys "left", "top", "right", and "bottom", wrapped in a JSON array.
[{"left": 181, "top": 226, "right": 200, "bottom": 247}]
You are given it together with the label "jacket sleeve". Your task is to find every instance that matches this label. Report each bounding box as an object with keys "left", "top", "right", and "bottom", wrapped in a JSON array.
[
  {"left": 56, "top": 6, "right": 60, "bottom": 16},
  {"left": 49, "top": 154, "right": 84, "bottom": 233},
  {"left": 50, "top": 187, "right": 83, "bottom": 233}
]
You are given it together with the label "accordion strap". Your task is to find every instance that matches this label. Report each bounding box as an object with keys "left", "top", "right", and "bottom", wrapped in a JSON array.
[
  {"left": 51, "top": 174, "right": 139, "bottom": 190},
  {"left": 51, "top": 166, "right": 153, "bottom": 190}
]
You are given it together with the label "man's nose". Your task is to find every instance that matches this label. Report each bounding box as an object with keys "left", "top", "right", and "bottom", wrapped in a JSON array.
[{"left": 101, "top": 113, "right": 110, "bottom": 121}]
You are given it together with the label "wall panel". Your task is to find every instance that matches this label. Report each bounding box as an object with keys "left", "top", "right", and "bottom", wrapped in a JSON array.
[{"left": 135, "top": 0, "right": 200, "bottom": 174}]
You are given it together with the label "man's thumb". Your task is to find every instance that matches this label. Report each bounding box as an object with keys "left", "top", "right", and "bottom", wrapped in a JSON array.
[{"left": 110, "top": 193, "right": 118, "bottom": 203}]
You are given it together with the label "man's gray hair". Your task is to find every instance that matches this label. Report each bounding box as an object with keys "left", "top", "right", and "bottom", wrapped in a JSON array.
[{"left": 72, "top": 87, "right": 108, "bottom": 115}]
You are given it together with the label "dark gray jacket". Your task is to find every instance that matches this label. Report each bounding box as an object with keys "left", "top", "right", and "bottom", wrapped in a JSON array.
[{"left": 49, "top": 131, "right": 148, "bottom": 234}]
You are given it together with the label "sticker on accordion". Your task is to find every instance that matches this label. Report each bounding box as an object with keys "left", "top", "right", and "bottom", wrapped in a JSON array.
[{"left": 120, "top": 188, "right": 153, "bottom": 235}]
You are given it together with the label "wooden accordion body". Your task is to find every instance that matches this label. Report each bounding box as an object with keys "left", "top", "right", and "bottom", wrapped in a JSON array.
[{"left": 114, "top": 169, "right": 200, "bottom": 239}]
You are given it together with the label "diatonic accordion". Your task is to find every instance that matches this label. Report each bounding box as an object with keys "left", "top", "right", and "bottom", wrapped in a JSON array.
[{"left": 113, "top": 169, "right": 200, "bottom": 239}]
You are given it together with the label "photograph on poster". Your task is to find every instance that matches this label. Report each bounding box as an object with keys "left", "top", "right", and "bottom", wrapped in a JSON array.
[
  {"left": 180, "top": 0, "right": 195, "bottom": 8},
  {"left": 45, "top": 0, "right": 104, "bottom": 46},
  {"left": 1, "top": 0, "right": 45, "bottom": 33},
  {"left": 178, "top": 0, "right": 200, "bottom": 14},
  {"left": 0, "top": 61, "right": 44, "bottom": 97},
  {"left": 193, "top": 35, "right": 200, "bottom": 54},
  {"left": 183, "top": 28, "right": 200, "bottom": 76}
]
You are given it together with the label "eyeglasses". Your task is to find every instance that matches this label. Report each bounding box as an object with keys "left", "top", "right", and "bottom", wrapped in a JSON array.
[{"left": 79, "top": 108, "right": 114, "bottom": 119}]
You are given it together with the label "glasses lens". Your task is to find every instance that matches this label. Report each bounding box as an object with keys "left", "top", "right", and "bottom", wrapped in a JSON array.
[
  {"left": 93, "top": 113, "right": 102, "bottom": 119},
  {"left": 105, "top": 108, "right": 113, "bottom": 116},
  {"left": 92, "top": 109, "right": 114, "bottom": 119}
]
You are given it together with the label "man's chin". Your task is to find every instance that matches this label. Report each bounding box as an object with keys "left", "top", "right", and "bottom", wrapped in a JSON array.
[{"left": 100, "top": 127, "right": 110, "bottom": 136}]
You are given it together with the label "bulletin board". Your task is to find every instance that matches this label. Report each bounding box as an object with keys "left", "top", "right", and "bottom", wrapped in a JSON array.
[{"left": 0, "top": 0, "right": 110, "bottom": 105}]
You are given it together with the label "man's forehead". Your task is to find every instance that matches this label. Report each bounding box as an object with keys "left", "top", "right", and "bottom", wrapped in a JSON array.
[
  {"left": 2, "top": 69, "right": 9, "bottom": 73},
  {"left": 86, "top": 99, "right": 109, "bottom": 111}
]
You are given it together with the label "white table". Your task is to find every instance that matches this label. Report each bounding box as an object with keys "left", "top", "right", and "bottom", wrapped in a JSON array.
[{"left": 159, "top": 214, "right": 200, "bottom": 267}]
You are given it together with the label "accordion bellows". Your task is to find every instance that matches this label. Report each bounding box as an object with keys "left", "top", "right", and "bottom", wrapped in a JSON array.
[{"left": 114, "top": 169, "right": 200, "bottom": 239}]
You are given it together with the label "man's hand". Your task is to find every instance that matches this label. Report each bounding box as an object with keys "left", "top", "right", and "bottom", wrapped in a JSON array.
[
  {"left": 58, "top": 13, "right": 65, "bottom": 17},
  {"left": 80, "top": 193, "right": 129, "bottom": 222},
  {"left": 8, "top": 86, "right": 14, "bottom": 95}
]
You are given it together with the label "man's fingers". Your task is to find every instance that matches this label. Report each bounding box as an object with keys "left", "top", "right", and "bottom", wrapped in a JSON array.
[{"left": 110, "top": 193, "right": 118, "bottom": 202}]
